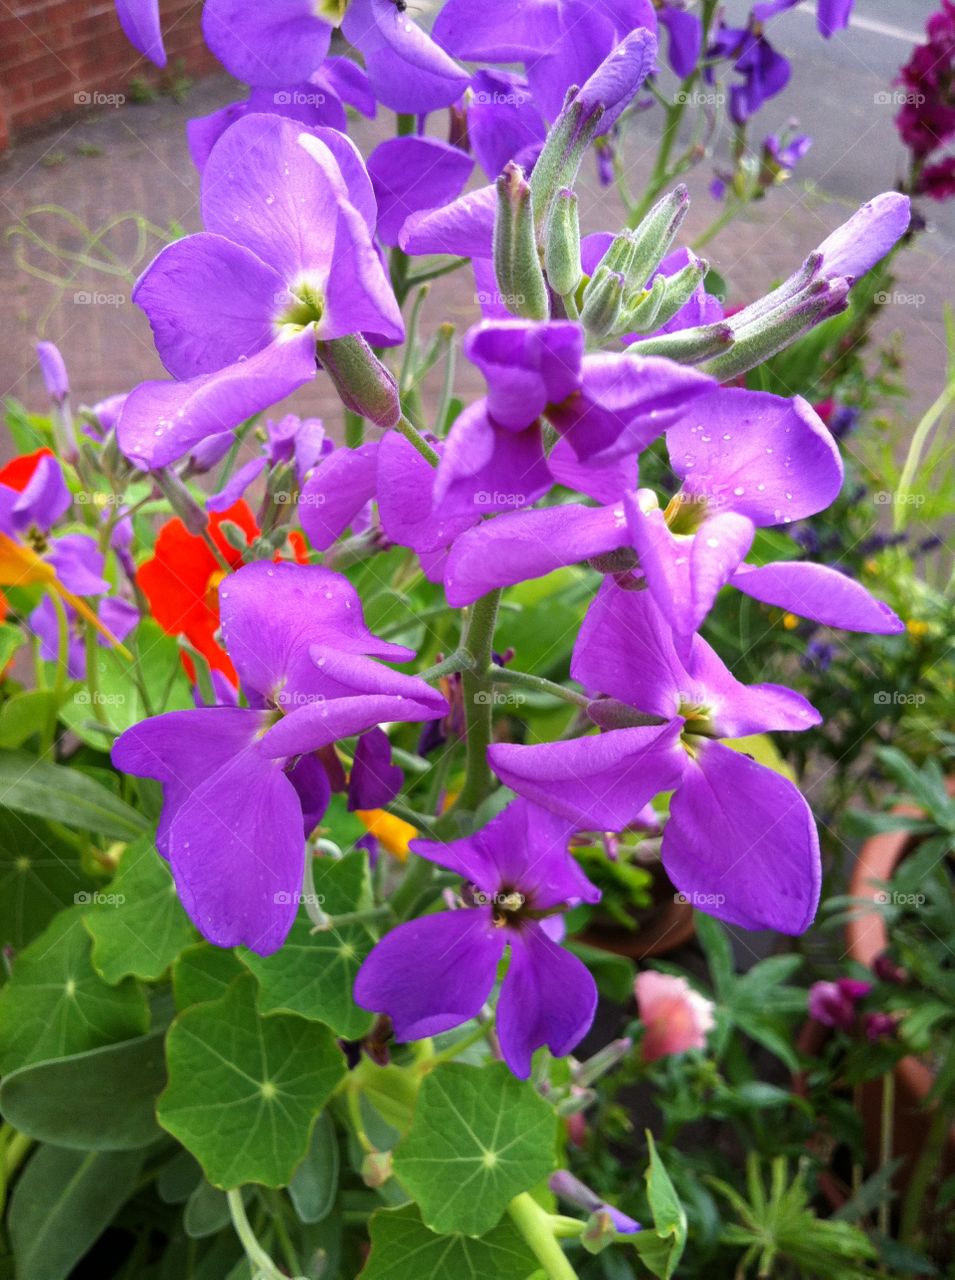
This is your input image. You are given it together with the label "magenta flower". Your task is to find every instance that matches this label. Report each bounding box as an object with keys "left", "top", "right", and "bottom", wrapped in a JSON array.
[
  {"left": 112, "top": 563, "right": 446, "bottom": 954},
  {"left": 354, "top": 798, "right": 600, "bottom": 1077},
  {"left": 808, "top": 978, "right": 870, "bottom": 1030},
  {"left": 118, "top": 114, "right": 402, "bottom": 470},
  {"left": 490, "top": 584, "right": 823, "bottom": 934}
]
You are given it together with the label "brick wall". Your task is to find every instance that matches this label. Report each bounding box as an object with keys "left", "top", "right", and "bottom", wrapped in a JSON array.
[{"left": 0, "top": 1, "right": 219, "bottom": 151}]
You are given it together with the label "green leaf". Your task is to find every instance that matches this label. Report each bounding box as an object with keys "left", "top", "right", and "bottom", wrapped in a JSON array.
[
  {"left": 173, "top": 942, "right": 245, "bottom": 1010},
  {"left": 0, "top": 909, "right": 150, "bottom": 1074},
  {"left": 0, "top": 808, "right": 92, "bottom": 953},
  {"left": 358, "top": 1203, "right": 538, "bottom": 1279},
  {"left": 692, "top": 914, "right": 734, "bottom": 999},
  {"left": 288, "top": 1109, "right": 340, "bottom": 1224},
  {"left": 8, "top": 1145, "right": 145, "bottom": 1280},
  {"left": 0, "top": 691, "right": 64, "bottom": 748},
  {"left": 157, "top": 973, "right": 346, "bottom": 1188},
  {"left": 633, "top": 1132, "right": 688, "bottom": 1280},
  {"left": 392, "top": 1062, "right": 556, "bottom": 1237},
  {"left": 0, "top": 1029, "right": 165, "bottom": 1149},
  {"left": 241, "top": 852, "right": 375, "bottom": 1039},
  {"left": 0, "top": 622, "right": 25, "bottom": 670},
  {"left": 184, "top": 1180, "right": 243, "bottom": 1239},
  {"left": 84, "top": 836, "right": 196, "bottom": 983},
  {"left": 0, "top": 751, "right": 147, "bottom": 840}
]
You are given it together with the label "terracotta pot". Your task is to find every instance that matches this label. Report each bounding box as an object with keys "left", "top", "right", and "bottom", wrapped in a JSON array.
[
  {"left": 578, "top": 864, "right": 696, "bottom": 960},
  {"left": 845, "top": 800, "right": 955, "bottom": 1188}
]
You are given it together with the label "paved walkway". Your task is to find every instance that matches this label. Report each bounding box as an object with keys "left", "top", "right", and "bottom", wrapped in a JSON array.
[{"left": 1, "top": 72, "right": 951, "bottom": 442}]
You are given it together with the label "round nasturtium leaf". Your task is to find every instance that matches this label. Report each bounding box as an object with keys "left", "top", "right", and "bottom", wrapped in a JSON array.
[
  {"left": 392, "top": 1061, "right": 557, "bottom": 1237},
  {"left": 157, "top": 973, "right": 346, "bottom": 1188}
]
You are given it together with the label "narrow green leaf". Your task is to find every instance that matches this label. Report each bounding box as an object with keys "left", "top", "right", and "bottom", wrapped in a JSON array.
[
  {"left": 8, "top": 1145, "right": 145, "bottom": 1280},
  {"left": 0, "top": 1029, "right": 165, "bottom": 1149},
  {"left": 0, "top": 751, "right": 147, "bottom": 840},
  {"left": 288, "top": 1109, "right": 340, "bottom": 1224}
]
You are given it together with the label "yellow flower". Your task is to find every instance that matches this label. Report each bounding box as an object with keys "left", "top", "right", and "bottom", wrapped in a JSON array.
[
  {"left": 782, "top": 612, "right": 800, "bottom": 630},
  {"left": 355, "top": 809, "right": 417, "bottom": 862},
  {"left": 906, "top": 619, "right": 929, "bottom": 639}
]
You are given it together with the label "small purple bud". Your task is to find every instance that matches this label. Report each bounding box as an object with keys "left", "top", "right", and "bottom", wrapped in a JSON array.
[{"left": 35, "top": 341, "right": 69, "bottom": 403}]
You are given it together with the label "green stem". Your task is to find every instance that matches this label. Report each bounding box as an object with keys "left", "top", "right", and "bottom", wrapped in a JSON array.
[
  {"left": 344, "top": 408, "right": 365, "bottom": 448},
  {"left": 418, "top": 650, "right": 472, "bottom": 682},
  {"left": 395, "top": 413, "right": 440, "bottom": 467},
  {"left": 489, "top": 664, "right": 589, "bottom": 708},
  {"left": 877, "top": 1070, "right": 894, "bottom": 1242},
  {"left": 455, "top": 590, "right": 502, "bottom": 814},
  {"left": 83, "top": 623, "right": 111, "bottom": 727},
  {"left": 40, "top": 589, "right": 71, "bottom": 756},
  {"left": 899, "top": 1090, "right": 952, "bottom": 1244},
  {"left": 391, "top": 852, "right": 436, "bottom": 920},
  {"left": 421, "top": 1018, "right": 492, "bottom": 1071},
  {"left": 267, "top": 1190, "right": 301, "bottom": 1277},
  {"left": 226, "top": 1190, "right": 286, "bottom": 1280},
  {"left": 691, "top": 201, "right": 741, "bottom": 252},
  {"left": 0, "top": 1128, "right": 32, "bottom": 1215},
  {"left": 894, "top": 372, "right": 955, "bottom": 532},
  {"left": 508, "top": 1193, "right": 580, "bottom": 1280}
]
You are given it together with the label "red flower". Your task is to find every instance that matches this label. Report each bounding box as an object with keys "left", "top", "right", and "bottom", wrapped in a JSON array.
[
  {"left": 138, "top": 501, "right": 259, "bottom": 684},
  {"left": 0, "top": 447, "right": 54, "bottom": 492}
]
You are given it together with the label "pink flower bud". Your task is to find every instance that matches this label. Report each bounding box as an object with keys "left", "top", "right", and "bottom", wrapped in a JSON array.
[{"left": 635, "top": 970, "right": 715, "bottom": 1062}]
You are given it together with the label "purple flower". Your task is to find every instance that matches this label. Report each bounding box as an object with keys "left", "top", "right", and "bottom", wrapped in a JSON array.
[
  {"left": 202, "top": 0, "right": 333, "bottom": 88},
  {"left": 434, "top": 0, "right": 657, "bottom": 126},
  {"left": 354, "top": 797, "right": 600, "bottom": 1077},
  {"left": 206, "top": 414, "right": 331, "bottom": 512},
  {"left": 708, "top": 20, "right": 791, "bottom": 124},
  {"left": 466, "top": 69, "right": 546, "bottom": 180},
  {"left": 35, "top": 341, "right": 69, "bottom": 403},
  {"left": 118, "top": 115, "right": 402, "bottom": 471},
  {"left": 111, "top": 562, "right": 447, "bottom": 954},
  {"left": 764, "top": 128, "right": 813, "bottom": 174},
  {"left": 114, "top": 0, "right": 166, "bottom": 67},
  {"left": 348, "top": 727, "right": 403, "bottom": 811},
  {"left": 550, "top": 1170, "right": 640, "bottom": 1234},
  {"left": 808, "top": 977, "right": 870, "bottom": 1030},
  {"left": 32, "top": 591, "right": 138, "bottom": 679},
  {"left": 489, "top": 584, "right": 823, "bottom": 935}
]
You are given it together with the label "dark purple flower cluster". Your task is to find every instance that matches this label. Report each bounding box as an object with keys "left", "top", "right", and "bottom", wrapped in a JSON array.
[{"left": 895, "top": 1, "right": 955, "bottom": 200}]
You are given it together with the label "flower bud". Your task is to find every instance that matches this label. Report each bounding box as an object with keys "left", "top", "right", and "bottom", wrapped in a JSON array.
[
  {"left": 630, "top": 320, "right": 734, "bottom": 364},
  {"left": 628, "top": 258, "right": 708, "bottom": 335},
  {"left": 316, "top": 336, "right": 400, "bottom": 428},
  {"left": 361, "top": 1150, "right": 393, "bottom": 1188},
  {"left": 619, "top": 273, "right": 667, "bottom": 335},
  {"left": 544, "top": 188, "right": 581, "bottom": 300},
  {"left": 493, "top": 162, "right": 549, "bottom": 321},
  {"left": 35, "top": 341, "right": 69, "bottom": 404},
  {"left": 626, "top": 186, "right": 690, "bottom": 290},
  {"left": 580, "top": 266, "right": 625, "bottom": 337}
]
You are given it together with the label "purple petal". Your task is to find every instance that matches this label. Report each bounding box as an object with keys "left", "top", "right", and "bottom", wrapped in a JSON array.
[
  {"left": 299, "top": 442, "right": 379, "bottom": 549},
  {"left": 187, "top": 101, "right": 248, "bottom": 175},
  {"left": 548, "top": 353, "right": 715, "bottom": 464},
  {"left": 444, "top": 502, "right": 630, "bottom": 606},
  {"left": 563, "top": 26, "right": 658, "bottom": 133},
  {"left": 814, "top": 193, "right": 910, "bottom": 282},
  {"left": 354, "top": 909, "right": 505, "bottom": 1040},
  {"left": 47, "top": 534, "right": 109, "bottom": 596},
  {"left": 626, "top": 495, "right": 754, "bottom": 635},
  {"left": 666, "top": 389, "right": 843, "bottom": 525},
  {"left": 684, "top": 634, "right": 821, "bottom": 736},
  {"left": 664, "top": 740, "right": 821, "bottom": 934},
  {"left": 816, "top": 0, "right": 854, "bottom": 38},
  {"left": 167, "top": 743, "right": 305, "bottom": 954},
  {"left": 368, "top": 137, "right": 474, "bottom": 248},
  {"left": 467, "top": 70, "right": 546, "bottom": 180},
  {"left": 115, "top": 0, "right": 166, "bottom": 67},
  {"left": 206, "top": 456, "right": 267, "bottom": 513},
  {"left": 658, "top": 7, "right": 702, "bottom": 78},
  {"left": 98, "top": 597, "right": 139, "bottom": 645},
  {"left": 399, "top": 184, "right": 496, "bottom": 258},
  {"left": 261, "top": 686, "right": 446, "bottom": 759},
  {"left": 117, "top": 329, "right": 318, "bottom": 470},
  {"left": 35, "top": 341, "right": 69, "bottom": 401},
  {"left": 289, "top": 753, "right": 332, "bottom": 836},
  {"left": 497, "top": 924, "right": 598, "bottom": 1077},
  {"left": 342, "top": 0, "right": 470, "bottom": 114},
  {"left": 133, "top": 233, "right": 283, "bottom": 380},
  {"left": 347, "top": 728, "right": 403, "bottom": 811},
  {"left": 11, "top": 453, "right": 70, "bottom": 533},
  {"left": 433, "top": 401, "right": 552, "bottom": 521},
  {"left": 464, "top": 321, "right": 583, "bottom": 430},
  {"left": 315, "top": 188, "right": 404, "bottom": 343},
  {"left": 731, "top": 561, "right": 904, "bottom": 634},
  {"left": 320, "top": 56, "right": 377, "bottom": 118},
  {"left": 433, "top": 0, "right": 564, "bottom": 61},
  {"left": 377, "top": 434, "right": 476, "bottom": 554},
  {"left": 218, "top": 561, "right": 415, "bottom": 701},
  {"left": 202, "top": 0, "right": 331, "bottom": 88},
  {"left": 201, "top": 114, "right": 339, "bottom": 282},
  {"left": 546, "top": 439, "right": 637, "bottom": 503},
  {"left": 489, "top": 721, "right": 686, "bottom": 831}
]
